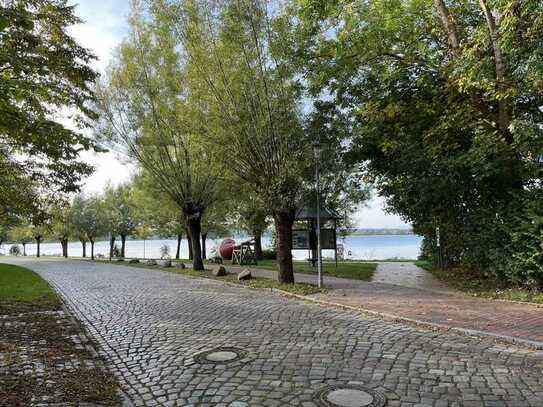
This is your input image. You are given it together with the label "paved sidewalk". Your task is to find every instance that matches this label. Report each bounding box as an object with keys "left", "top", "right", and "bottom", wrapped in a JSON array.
[
  {"left": 4, "top": 258, "right": 543, "bottom": 407},
  {"left": 223, "top": 264, "right": 543, "bottom": 346},
  {"left": 371, "top": 262, "right": 455, "bottom": 293}
]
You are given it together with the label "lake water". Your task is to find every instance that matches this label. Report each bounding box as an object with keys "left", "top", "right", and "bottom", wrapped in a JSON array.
[{"left": 8, "top": 234, "right": 422, "bottom": 260}]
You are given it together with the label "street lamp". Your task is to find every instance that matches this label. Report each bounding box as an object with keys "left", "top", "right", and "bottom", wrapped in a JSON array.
[{"left": 313, "top": 140, "right": 323, "bottom": 288}]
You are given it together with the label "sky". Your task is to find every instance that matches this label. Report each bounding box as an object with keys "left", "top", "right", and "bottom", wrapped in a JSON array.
[{"left": 69, "top": 0, "right": 410, "bottom": 229}]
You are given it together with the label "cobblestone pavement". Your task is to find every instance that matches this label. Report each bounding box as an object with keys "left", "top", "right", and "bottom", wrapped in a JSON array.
[
  {"left": 5, "top": 259, "right": 543, "bottom": 407},
  {"left": 229, "top": 265, "right": 543, "bottom": 345}
]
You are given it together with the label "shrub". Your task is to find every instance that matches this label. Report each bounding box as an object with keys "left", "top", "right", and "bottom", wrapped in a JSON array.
[
  {"left": 9, "top": 245, "right": 21, "bottom": 256},
  {"left": 261, "top": 249, "right": 277, "bottom": 260},
  {"left": 160, "top": 244, "right": 170, "bottom": 259}
]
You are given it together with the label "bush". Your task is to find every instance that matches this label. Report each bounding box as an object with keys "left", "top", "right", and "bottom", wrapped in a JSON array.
[
  {"left": 9, "top": 245, "right": 21, "bottom": 256},
  {"left": 160, "top": 244, "right": 170, "bottom": 259},
  {"left": 129, "top": 258, "right": 140, "bottom": 264},
  {"left": 261, "top": 249, "right": 277, "bottom": 260},
  {"left": 418, "top": 191, "right": 543, "bottom": 289}
]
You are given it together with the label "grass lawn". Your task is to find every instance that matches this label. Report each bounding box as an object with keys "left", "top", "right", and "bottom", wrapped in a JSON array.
[
  {"left": 416, "top": 260, "right": 543, "bottom": 305},
  {"left": 251, "top": 259, "right": 377, "bottom": 281},
  {"left": 0, "top": 263, "right": 60, "bottom": 313},
  {"left": 0, "top": 263, "right": 120, "bottom": 406}
]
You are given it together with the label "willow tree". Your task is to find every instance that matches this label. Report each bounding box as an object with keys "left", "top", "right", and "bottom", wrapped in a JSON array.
[
  {"left": 96, "top": 2, "right": 218, "bottom": 270},
  {"left": 165, "top": 0, "right": 311, "bottom": 283}
]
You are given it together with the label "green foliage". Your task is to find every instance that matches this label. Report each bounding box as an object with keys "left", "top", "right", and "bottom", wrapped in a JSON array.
[
  {"left": 261, "top": 249, "right": 277, "bottom": 260},
  {"left": 103, "top": 184, "right": 137, "bottom": 238},
  {"left": 96, "top": 1, "right": 224, "bottom": 270},
  {"left": 79, "top": 196, "right": 108, "bottom": 242},
  {"left": 488, "top": 194, "right": 543, "bottom": 288},
  {"left": 9, "top": 224, "right": 32, "bottom": 245},
  {"left": 295, "top": 0, "right": 543, "bottom": 286},
  {"left": 51, "top": 204, "right": 73, "bottom": 242},
  {"left": 0, "top": 0, "right": 99, "bottom": 217},
  {"left": 230, "top": 191, "right": 270, "bottom": 238},
  {"left": 131, "top": 173, "right": 185, "bottom": 238}
]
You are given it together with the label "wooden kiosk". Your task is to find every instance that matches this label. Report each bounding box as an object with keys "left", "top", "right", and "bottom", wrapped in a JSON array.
[{"left": 292, "top": 207, "right": 343, "bottom": 267}]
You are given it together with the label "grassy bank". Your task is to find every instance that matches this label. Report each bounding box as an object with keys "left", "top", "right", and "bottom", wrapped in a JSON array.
[
  {"left": 416, "top": 260, "right": 543, "bottom": 305},
  {"left": 251, "top": 259, "right": 377, "bottom": 281},
  {"left": 0, "top": 263, "right": 120, "bottom": 406},
  {"left": 0, "top": 263, "right": 60, "bottom": 313}
]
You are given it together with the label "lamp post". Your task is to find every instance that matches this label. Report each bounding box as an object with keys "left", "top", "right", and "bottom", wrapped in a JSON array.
[{"left": 313, "top": 140, "right": 323, "bottom": 288}]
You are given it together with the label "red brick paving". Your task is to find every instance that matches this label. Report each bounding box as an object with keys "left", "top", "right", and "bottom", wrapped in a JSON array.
[{"left": 230, "top": 265, "right": 543, "bottom": 345}]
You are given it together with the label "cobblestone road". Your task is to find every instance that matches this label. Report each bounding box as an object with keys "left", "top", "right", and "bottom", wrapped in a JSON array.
[{"left": 6, "top": 259, "right": 543, "bottom": 407}]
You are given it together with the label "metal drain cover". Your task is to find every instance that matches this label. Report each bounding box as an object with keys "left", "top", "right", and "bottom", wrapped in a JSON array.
[
  {"left": 315, "top": 385, "right": 386, "bottom": 407},
  {"left": 194, "top": 347, "right": 246, "bottom": 364}
]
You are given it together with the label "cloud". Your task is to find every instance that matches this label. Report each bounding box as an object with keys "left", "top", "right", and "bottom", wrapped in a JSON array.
[
  {"left": 66, "top": 1, "right": 132, "bottom": 193},
  {"left": 354, "top": 196, "right": 410, "bottom": 228},
  {"left": 68, "top": 1, "right": 130, "bottom": 73}
]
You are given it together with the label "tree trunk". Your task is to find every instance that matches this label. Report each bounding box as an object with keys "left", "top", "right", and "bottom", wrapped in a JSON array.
[
  {"left": 434, "top": 0, "right": 459, "bottom": 49},
  {"left": 120, "top": 234, "right": 126, "bottom": 258},
  {"left": 109, "top": 235, "right": 115, "bottom": 259},
  {"left": 201, "top": 233, "right": 207, "bottom": 260},
  {"left": 187, "top": 216, "right": 204, "bottom": 270},
  {"left": 81, "top": 240, "right": 86, "bottom": 258},
  {"left": 176, "top": 234, "right": 182, "bottom": 260},
  {"left": 22, "top": 242, "right": 27, "bottom": 256},
  {"left": 187, "top": 232, "right": 193, "bottom": 260},
  {"left": 61, "top": 239, "right": 68, "bottom": 258},
  {"left": 273, "top": 209, "right": 295, "bottom": 284},
  {"left": 478, "top": 0, "right": 510, "bottom": 135},
  {"left": 254, "top": 232, "right": 263, "bottom": 260},
  {"left": 90, "top": 240, "right": 95, "bottom": 260},
  {"left": 36, "top": 237, "right": 41, "bottom": 258}
]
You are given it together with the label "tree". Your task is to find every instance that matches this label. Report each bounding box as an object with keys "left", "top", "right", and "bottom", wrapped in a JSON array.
[
  {"left": 29, "top": 222, "right": 49, "bottom": 258},
  {"left": 0, "top": 224, "right": 8, "bottom": 247},
  {"left": 9, "top": 224, "right": 32, "bottom": 256},
  {"left": 0, "top": 0, "right": 99, "bottom": 216},
  {"left": 231, "top": 194, "right": 270, "bottom": 260},
  {"left": 96, "top": 2, "right": 219, "bottom": 270},
  {"left": 83, "top": 196, "right": 107, "bottom": 260},
  {"left": 51, "top": 204, "right": 73, "bottom": 258},
  {"left": 0, "top": 214, "right": 17, "bottom": 247},
  {"left": 168, "top": 0, "right": 312, "bottom": 283},
  {"left": 295, "top": 0, "right": 543, "bottom": 284},
  {"left": 71, "top": 195, "right": 91, "bottom": 257},
  {"left": 0, "top": 154, "right": 39, "bottom": 219},
  {"left": 103, "top": 184, "right": 136, "bottom": 258}
]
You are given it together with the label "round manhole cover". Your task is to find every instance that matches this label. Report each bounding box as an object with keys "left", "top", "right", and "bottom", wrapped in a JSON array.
[
  {"left": 194, "top": 347, "right": 246, "bottom": 364},
  {"left": 315, "top": 385, "right": 386, "bottom": 407}
]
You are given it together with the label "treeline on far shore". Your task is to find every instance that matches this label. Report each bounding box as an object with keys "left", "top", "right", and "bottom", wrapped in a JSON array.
[{"left": 350, "top": 229, "right": 414, "bottom": 236}]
